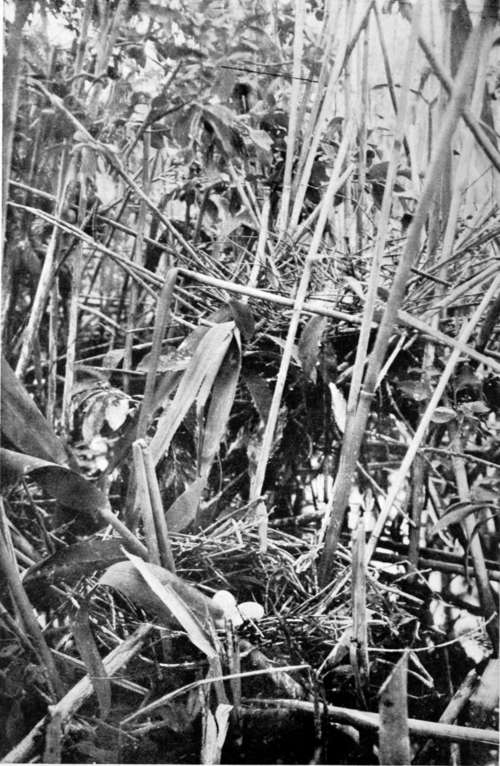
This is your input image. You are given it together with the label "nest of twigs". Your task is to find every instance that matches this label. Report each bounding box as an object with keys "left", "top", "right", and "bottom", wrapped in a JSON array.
[{"left": 4, "top": 514, "right": 476, "bottom": 764}]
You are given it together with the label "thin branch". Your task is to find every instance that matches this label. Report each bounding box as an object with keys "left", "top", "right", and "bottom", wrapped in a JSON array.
[{"left": 242, "top": 698, "right": 499, "bottom": 746}]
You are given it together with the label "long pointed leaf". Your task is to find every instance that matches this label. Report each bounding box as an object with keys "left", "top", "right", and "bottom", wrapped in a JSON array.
[
  {"left": 150, "top": 322, "right": 234, "bottom": 464},
  {"left": 71, "top": 601, "right": 111, "bottom": 720},
  {"left": 123, "top": 551, "right": 218, "bottom": 658},
  {"left": 1, "top": 357, "right": 71, "bottom": 465},
  {"left": 166, "top": 478, "right": 206, "bottom": 533},
  {"left": 100, "top": 555, "right": 223, "bottom": 658},
  {"left": 199, "top": 333, "right": 241, "bottom": 481}
]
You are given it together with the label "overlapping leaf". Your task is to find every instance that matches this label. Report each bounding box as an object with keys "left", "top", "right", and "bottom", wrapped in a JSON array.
[
  {"left": 150, "top": 322, "right": 235, "bottom": 464},
  {"left": 99, "top": 554, "right": 225, "bottom": 656}
]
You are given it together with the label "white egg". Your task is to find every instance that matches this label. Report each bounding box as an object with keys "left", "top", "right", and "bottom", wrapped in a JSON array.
[
  {"left": 211, "top": 590, "right": 242, "bottom": 626},
  {"left": 237, "top": 602, "right": 265, "bottom": 622}
]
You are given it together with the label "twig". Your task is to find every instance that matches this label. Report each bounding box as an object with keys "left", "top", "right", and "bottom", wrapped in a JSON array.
[
  {"left": 365, "top": 274, "right": 500, "bottom": 565},
  {"left": 132, "top": 441, "right": 161, "bottom": 565},
  {"left": 319, "top": 15, "right": 489, "bottom": 584},
  {"left": 413, "top": 21, "right": 500, "bottom": 173},
  {"left": 243, "top": 698, "right": 499, "bottom": 746},
  {"left": 136, "top": 269, "right": 178, "bottom": 438},
  {"left": 141, "top": 443, "right": 176, "bottom": 572},
  {"left": 276, "top": 0, "right": 305, "bottom": 237},
  {"left": 15, "top": 150, "right": 71, "bottom": 378},
  {"left": 3, "top": 624, "right": 153, "bottom": 763},
  {"left": 448, "top": 422, "right": 499, "bottom": 650},
  {"left": 9, "top": 205, "right": 500, "bottom": 373},
  {"left": 414, "top": 668, "right": 479, "bottom": 764},
  {"left": 124, "top": 133, "right": 151, "bottom": 393},
  {"left": 250, "top": 120, "right": 354, "bottom": 501},
  {"left": 0, "top": 500, "right": 64, "bottom": 700},
  {"left": 61, "top": 167, "right": 86, "bottom": 436}
]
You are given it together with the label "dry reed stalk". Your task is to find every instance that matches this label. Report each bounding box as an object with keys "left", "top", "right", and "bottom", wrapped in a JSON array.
[
  {"left": 288, "top": 164, "right": 354, "bottom": 248},
  {"left": 276, "top": 0, "right": 306, "bottom": 238},
  {"left": 437, "top": 22, "right": 493, "bottom": 287},
  {"left": 448, "top": 423, "right": 499, "bottom": 650},
  {"left": 293, "top": 0, "right": 340, "bottom": 192},
  {"left": 0, "top": 499, "right": 64, "bottom": 699},
  {"left": 351, "top": 517, "right": 368, "bottom": 701},
  {"left": 250, "top": 121, "right": 354, "bottom": 502},
  {"left": 72, "top": 0, "right": 93, "bottom": 97},
  {"left": 356, "top": 23, "right": 369, "bottom": 252},
  {"left": 289, "top": 5, "right": 352, "bottom": 230},
  {"left": 9, "top": 198, "right": 499, "bottom": 375},
  {"left": 369, "top": 549, "right": 500, "bottom": 583},
  {"left": 15, "top": 149, "right": 71, "bottom": 378},
  {"left": 61, "top": 168, "right": 86, "bottom": 436},
  {"left": 26, "top": 77, "right": 215, "bottom": 278},
  {"left": 365, "top": 273, "right": 500, "bottom": 566},
  {"left": 408, "top": 452, "right": 426, "bottom": 577},
  {"left": 1, "top": 0, "right": 30, "bottom": 246},
  {"left": 379, "top": 653, "right": 410, "bottom": 765},
  {"left": 412, "top": 19, "right": 500, "bottom": 173},
  {"left": 141, "top": 443, "right": 176, "bottom": 573},
  {"left": 345, "top": 2, "right": 420, "bottom": 425},
  {"left": 124, "top": 134, "right": 150, "bottom": 393},
  {"left": 244, "top": 698, "right": 499, "bottom": 746},
  {"left": 397, "top": 308, "right": 500, "bottom": 373},
  {"left": 133, "top": 440, "right": 161, "bottom": 565},
  {"left": 46, "top": 278, "right": 59, "bottom": 424},
  {"left": 247, "top": 192, "right": 270, "bottom": 292},
  {"left": 318, "top": 14, "right": 488, "bottom": 585},
  {"left": 372, "top": 3, "right": 411, "bottom": 160},
  {"left": 87, "top": 0, "right": 129, "bottom": 118},
  {"left": 432, "top": 262, "right": 499, "bottom": 312},
  {"left": 415, "top": 668, "right": 479, "bottom": 764},
  {"left": 3, "top": 624, "right": 153, "bottom": 763}
]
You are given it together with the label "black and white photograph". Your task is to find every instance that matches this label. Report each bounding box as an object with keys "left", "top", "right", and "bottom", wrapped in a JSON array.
[{"left": 1, "top": 0, "right": 499, "bottom": 763}]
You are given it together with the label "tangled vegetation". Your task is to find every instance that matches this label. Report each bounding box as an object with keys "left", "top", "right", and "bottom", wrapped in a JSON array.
[{"left": 1, "top": 0, "right": 499, "bottom": 763}]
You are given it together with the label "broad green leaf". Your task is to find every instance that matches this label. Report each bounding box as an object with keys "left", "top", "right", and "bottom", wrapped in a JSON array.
[
  {"left": 199, "top": 334, "right": 241, "bottom": 481},
  {"left": 459, "top": 400, "right": 490, "bottom": 416},
  {"left": 244, "top": 372, "right": 272, "bottom": 422},
  {"left": 432, "top": 502, "right": 495, "bottom": 534},
  {"left": 196, "top": 324, "right": 236, "bottom": 415},
  {"left": 202, "top": 103, "right": 242, "bottom": 157},
  {"left": 151, "top": 322, "right": 234, "bottom": 464},
  {"left": 397, "top": 379, "right": 431, "bottom": 402},
  {"left": 298, "top": 315, "right": 327, "bottom": 382},
  {"left": 136, "top": 348, "right": 192, "bottom": 373},
  {"left": 244, "top": 126, "right": 273, "bottom": 156},
  {"left": 166, "top": 478, "right": 206, "bottom": 532},
  {"left": 228, "top": 300, "right": 255, "bottom": 340},
  {"left": 23, "top": 539, "right": 128, "bottom": 587},
  {"left": 71, "top": 601, "right": 111, "bottom": 720},
  {"left": 102, "top": 554, "right": 221, "bottom": 658},
  {"left": 266, "top": 334, "right": 301, "bottom": 366},
  {"left": 1, "top": 357, "right": 71, "bottom": 465},
  {"left": 0, "top": 447, "right": 107, "bottom": 515},
  {"left": 430, "top": 406, "right": 457, "bottom": 423}
]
